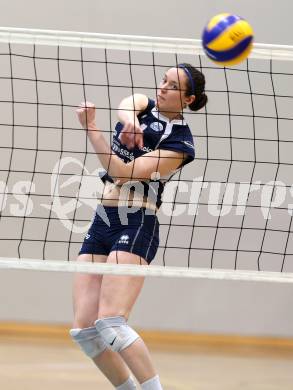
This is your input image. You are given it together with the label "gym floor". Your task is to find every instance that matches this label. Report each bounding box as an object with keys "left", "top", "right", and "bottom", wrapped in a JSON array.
[{"left": 1, "top": 331, "right": 293, "bottom": 390}]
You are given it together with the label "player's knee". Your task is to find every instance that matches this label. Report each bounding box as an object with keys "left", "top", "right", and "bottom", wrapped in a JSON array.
[
  {"left": 98, "top": 301, "right": 130, "bottom": 321},
  {"left": 70, "top": 326, "right": 107, "bottom": 358},
  {"left": 98, "top": 307, "right": 129, "bottom": 320},
  {"left": 73, "top": 315, "right": 97, "bottom": 330},
  {"left": 95, "top": 316, "right": 139, "bottom": 353}
]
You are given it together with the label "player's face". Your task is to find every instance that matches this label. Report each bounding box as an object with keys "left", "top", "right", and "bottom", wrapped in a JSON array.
[{"left": 156, "top": 68, "right": 194, "bottom": 119}]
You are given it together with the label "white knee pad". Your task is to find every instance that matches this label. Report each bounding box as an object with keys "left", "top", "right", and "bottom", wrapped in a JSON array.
[
  {"left": 95, "top": 316, "right": 140, "bottom": 353},
  {"left": 70, "top": 326, "right": 107, "bottom": 358}
]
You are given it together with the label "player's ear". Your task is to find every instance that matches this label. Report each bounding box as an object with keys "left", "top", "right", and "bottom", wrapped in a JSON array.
[{"left": 185, "top": 94, "right": 195, "bottom": 106}]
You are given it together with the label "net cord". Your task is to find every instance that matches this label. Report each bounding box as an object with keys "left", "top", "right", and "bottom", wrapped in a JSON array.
[
  {"left": 0, "top": 27, "right": 293, "bottom": 61},
  {"left": 0, "top": 258, "right": 293, "bottom": 283}
]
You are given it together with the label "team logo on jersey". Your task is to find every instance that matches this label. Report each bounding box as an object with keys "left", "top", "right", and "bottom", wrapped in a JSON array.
[
  {"left": 118, "top": 234, "right": 130, "bottom": 244},
  {"left": 150, "top": 121, "right": 164, "bottom": 132},
  {"left": 141, "top": 146, "right": 153, "bottom": 153},
  {"left": 85, "top": 234, "right": 91, "bottom": 240}
]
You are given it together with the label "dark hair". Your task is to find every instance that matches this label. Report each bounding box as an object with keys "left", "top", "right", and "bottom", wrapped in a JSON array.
[{"left": 178, "top": 63, "right": 208, "bottom": 111}]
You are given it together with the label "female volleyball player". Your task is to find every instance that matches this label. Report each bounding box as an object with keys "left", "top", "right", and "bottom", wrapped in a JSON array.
[{"left": 70, "top": 63, "right": 207, "bottom": 389}]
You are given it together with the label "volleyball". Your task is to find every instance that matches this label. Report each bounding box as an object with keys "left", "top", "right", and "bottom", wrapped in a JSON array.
[{"left": 202, "top": 13, "right": 254, "bottom": 66}]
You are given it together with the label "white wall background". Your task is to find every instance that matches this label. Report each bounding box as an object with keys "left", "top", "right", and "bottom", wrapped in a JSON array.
[
  {"left": 1, "top": 0, "right": 293, "bottom": 45},
  {"left": 1, "top": 0, "right": 293, "bottom": 337}
]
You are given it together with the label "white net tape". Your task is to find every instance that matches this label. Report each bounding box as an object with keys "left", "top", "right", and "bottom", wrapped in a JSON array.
[
  {"left": 0, "top": 27, "right": 293, "bottom": 60},
  {"left": 1, "top": 258, "right": 293, "bottom": 283}
]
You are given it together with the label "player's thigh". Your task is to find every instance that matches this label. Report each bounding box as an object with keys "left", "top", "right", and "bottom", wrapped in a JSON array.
[
  {"left": 74, "top": 254, "right": 107, "bottom": 294},
  {"left": 73, "top": 253, "right": 107, "bottom": 327},
  {"left": 98, "top": 251, "right": 148, "bottom": 320}
]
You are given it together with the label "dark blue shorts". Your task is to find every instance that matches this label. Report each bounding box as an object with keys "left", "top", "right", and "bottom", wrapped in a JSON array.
[{"left": 79, "top": 205, "right": 160, "bottom": 264}]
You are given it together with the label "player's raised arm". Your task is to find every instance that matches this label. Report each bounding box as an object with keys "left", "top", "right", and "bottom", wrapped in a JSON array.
[
  {"left": 118, "top": 94, "right": 149, "bottom": 149},
  {"left": 76, "top": 101, "right": 183, "bottom": 184}
]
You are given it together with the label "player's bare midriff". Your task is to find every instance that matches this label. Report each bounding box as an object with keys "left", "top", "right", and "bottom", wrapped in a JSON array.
[{"left": 99, "top": 181, "right": 158, "bottom": 212}]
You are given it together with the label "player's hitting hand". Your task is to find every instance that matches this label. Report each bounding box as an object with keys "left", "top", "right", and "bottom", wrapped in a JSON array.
[
  {"left": 76, "top": 101, "right": 96, "bottom": 129},
  {"left": 119, "top": 120, "right": 144, "bottom": 150}
]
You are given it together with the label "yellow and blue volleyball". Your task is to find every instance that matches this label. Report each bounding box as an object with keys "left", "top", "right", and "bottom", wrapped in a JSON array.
[{"left": 202, "top": 13, "right": 254, "bottom": 66}]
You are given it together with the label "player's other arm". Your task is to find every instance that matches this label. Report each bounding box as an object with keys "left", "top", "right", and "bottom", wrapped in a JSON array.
[
  {"left": 117, "top": 93, "right": 148, "bottom": 123},
  {"left": 117, "top": 94, "right": 149, "bottom": 149},
  {"left": 115, "top": 148, "right": 187, "bottom": 184}
]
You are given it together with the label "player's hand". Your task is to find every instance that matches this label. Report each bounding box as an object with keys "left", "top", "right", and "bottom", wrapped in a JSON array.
[
  {"left": 76, "top": 101, "right": 96, "bottom": 129},
  {"left": 119, "top": 120, "right": 144, "bottom": 150}
]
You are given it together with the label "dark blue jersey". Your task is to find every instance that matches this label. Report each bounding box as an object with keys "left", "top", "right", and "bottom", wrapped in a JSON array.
[{"left": 100, "top": 98, "right": 195, "bottom": 208}]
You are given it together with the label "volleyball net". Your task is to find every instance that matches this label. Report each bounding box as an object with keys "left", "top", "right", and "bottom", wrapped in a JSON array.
[{"left": 1, "top": 27, "right": 293, "bottom": 282}]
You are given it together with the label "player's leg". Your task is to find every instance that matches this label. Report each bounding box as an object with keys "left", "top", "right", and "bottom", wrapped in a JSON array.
[
  {"left": 72, "top": 253, "right": 106, "bottom": 328},
  {"left": 71, "top": 253, "right": 136, "bottom": 389},
  {"left": 96, "top": 251, "right": 163, "bottom": 389}
]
